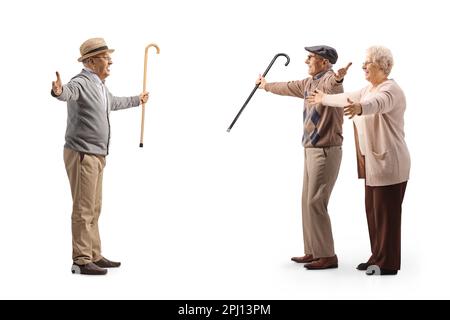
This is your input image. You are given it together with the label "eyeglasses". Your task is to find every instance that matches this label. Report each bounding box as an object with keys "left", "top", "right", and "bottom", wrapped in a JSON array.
[
  {"left": 92, "top": 56, "right": 112, "bottom": 62},
  {"left": 307, "top": 54, "right": 322, "bottom": 61},
  {"left": 362, "top": 61, "right": 374, "bottom": 67}
]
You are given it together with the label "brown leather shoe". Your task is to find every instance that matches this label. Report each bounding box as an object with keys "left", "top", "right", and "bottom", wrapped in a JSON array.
[
  {"left": 304, "top": 255, "right": 338, "bottom": 270},
  {"left": 94, "top": 257, "right": 121, "bottom": 268},
  {"left": 71, "top": 262, "right": 107, "bottom": 275},
  {"left": 291, "top": 254, "right": 319, "bottom": 263}
]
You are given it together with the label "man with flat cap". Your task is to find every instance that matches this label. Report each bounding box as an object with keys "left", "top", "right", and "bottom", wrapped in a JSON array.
[
  {"left": 257, "top": 45, "right": 352, "bottom": 269},
  {"left": 51, "top": 37, "right": 149, "bottom": 275}
]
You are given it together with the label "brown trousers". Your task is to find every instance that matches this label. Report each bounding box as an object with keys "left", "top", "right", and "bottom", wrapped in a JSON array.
[
  {"left": 302, "top": 146, "right": 342, "bottom": 258},
  {"left": 365, "top": 181, "right": 407, "bottom": 271},
  {"left": 64, "top": 148, "right": 106, "bottom": 265}
]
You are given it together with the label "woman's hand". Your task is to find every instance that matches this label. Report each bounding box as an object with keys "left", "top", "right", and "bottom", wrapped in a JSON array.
[
  {"left": 306, "top": 89, "right": 324, "bottom": 104},
  {"left": 344, "top": 98, "right": 362, "bottom": 119}
]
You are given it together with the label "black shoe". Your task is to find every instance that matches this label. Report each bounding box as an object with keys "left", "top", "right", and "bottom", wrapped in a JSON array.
[
  {"left": 356, "top": 262, "right": 370, "bottom": 271},
  {"left": 365, "top": 265, "right": 398, "bottom": 276},
  {"left": 379, "top": 269, "right": 398, "bottom": 275},
  {"left": 71, "top": 262, "right": 107, "bottom": 275}
]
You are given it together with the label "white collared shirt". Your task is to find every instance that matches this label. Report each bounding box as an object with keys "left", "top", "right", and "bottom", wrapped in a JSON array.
[{"left": 83, "top": 68, "right": 107, "bottom": 111}]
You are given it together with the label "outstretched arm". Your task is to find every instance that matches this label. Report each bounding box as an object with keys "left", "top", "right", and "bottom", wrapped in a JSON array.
[
  {"left": 51, "top": 71, "right": 62, "bottom": 96},
  {"left": 306, "top": 89, "right": 362, "bottom": 107},
  {"left": 110, "top": 91, "right": 148, "bottom": 111},
  {"left": 257, "top": 74, "right": 308, "bottom": 99},
  {"left": 50, "top": 71, "right": 81, "bottom": 101},
  {"left": 360, "top": 89, "right": 397, "bottom": 115}
]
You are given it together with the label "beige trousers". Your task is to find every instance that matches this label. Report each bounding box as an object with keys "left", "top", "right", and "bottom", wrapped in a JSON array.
[
  {"left": 302, "top": 146, "right": 342, "bottom": 258},
  {"left": 64, "top": 148, "right": 106, "bottom": 265}
]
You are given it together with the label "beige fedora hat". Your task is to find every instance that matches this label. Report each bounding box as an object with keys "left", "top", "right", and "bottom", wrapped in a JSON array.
[{"left": 77, "top": 37, "right": 115, "bottom": 62}]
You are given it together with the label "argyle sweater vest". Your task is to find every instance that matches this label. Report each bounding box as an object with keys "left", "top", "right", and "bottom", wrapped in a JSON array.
[{"left": 265, "top": 70, "right": 344, "bottom": 148}]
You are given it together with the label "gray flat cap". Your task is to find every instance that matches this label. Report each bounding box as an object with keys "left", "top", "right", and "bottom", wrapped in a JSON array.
[{"left": 305, "top": 45, "right": 338, "bottom": 64}]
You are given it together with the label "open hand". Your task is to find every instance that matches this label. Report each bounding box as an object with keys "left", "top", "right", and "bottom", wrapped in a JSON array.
[
  {"left": 344, "top": 98, "right": 362, "bottom": 119},
  {"left": 306, "top": 89, "right": 324, "bottom": 104},
  {"left": 335, "top": 62, "right": 352, "bottom": 81},
  {"left": 52, "top": 71, "right": 62, "bottom": 96}
]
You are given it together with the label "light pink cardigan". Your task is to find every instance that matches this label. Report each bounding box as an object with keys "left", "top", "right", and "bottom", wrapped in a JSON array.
[{"left": 322, "top": 79, "right": 410, "bottom": 186}]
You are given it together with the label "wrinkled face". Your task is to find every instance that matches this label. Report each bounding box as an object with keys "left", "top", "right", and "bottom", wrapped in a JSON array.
[
  {"left": 305, "top": 53, "right": 328, "bottom": 76},
  {"left": 362, "top": 55, "right": 383, "bottom": 83},
  {"left": 89, "top": 53, "right": 113, "bottom": 80}
]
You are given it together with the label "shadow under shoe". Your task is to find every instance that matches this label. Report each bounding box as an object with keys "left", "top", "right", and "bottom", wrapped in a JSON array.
[
  {"left": 304, "top": 255, "right": 338, "bottom": 270},
  {"left": 94, "top": 257, "right": 121, "bottom": 268},
  {"left": 71, "top": 262, "right": 107, "bottom": 275},
  {"left": 291, "top": 254, "right": 319, "bottom": 264}
]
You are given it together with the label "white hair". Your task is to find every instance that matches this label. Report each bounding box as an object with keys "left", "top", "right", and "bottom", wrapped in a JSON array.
[{"left": 366, "top": 46, "right": 394, "bottom": 76}]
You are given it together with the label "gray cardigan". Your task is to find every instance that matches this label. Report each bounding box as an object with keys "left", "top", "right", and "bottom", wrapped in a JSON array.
[{"left": 52, "top": 69, "right": 140, "bottom": 155}]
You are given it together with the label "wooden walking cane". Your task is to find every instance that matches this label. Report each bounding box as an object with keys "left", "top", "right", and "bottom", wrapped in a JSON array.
[{"left": 140, "top": 43, "right": 160, "bottom": 148}]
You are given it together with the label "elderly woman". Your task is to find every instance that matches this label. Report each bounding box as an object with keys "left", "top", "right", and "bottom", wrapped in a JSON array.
[{"left": 306, "top": 46, "right": 410, "bottom": 276}]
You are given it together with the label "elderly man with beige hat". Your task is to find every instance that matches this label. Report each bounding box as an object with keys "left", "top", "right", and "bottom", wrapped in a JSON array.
[{"left": 51, "top": 37, "right": 149, "bottom": 275}]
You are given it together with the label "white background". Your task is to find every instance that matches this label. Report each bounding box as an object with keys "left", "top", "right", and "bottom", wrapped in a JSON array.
[{"left": 0, "top": 0, "right": 448, "bottom": 299}]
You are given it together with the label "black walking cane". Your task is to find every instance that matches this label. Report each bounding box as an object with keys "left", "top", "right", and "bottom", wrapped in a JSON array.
[{"left": 227, "top": 53, "right": 290, "bottom": 132}]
